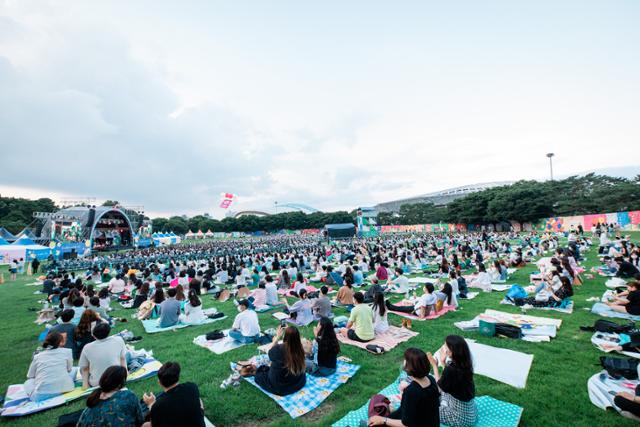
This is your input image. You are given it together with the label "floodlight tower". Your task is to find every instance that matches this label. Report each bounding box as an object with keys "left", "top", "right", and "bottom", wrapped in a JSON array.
[{"left": 546, "top": 153, "right": 555, "bottom": 181}]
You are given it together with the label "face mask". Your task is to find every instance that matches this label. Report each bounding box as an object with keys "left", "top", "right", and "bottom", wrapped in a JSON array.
[{"left": 237, "top": 306, "right": 242, "bottom": 313}]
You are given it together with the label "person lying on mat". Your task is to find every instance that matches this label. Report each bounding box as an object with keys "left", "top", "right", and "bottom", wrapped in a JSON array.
[
  {"left": 427, "top": 335, "right": 477, "bottom": 427},
  {"left": 341, "top": 292, "right": 375, "bottom": 342},
  {"left": 23, "top": 331, "right": 77, "bottom": 402},
  {"left": 281, "top": 288, "right": 314, "bottom": 326},
  {"left": 253, "top": 326, "right": 307, "bottom": 396},
  {"left": 229, "top": 299, "right": 261, "bottom": 343},
  {"left": 607, "top": 281, "right": 640, "bottom": 315},
  {"left": 77, "top": 366, "right": 144, "bottom": 427},
  {"left": 512, "top": 276, "right": 573, "bottom": 308},
  {"left": 312, "top": 285, "right": 333, "bottom": 319},
  {"left": 368, "top": 347, "right": 440, "bottom": 427},
  {"left": 387, "top": 268, "right": 410, "bottom": 294},
  {"left": 372, "top": 292, "right": 390, "bottom": 334},
  {"left": 79, "top": 322, "right": 127, "bottom": 389},
  {"left": 142, "top": 361, "right": 206, "bottom": 427},
  {"left": 306, "top": 317, "right": 340, "bottom": 376},
  {"left": 158, "top": 288, "right": 181, "bottom": 328},
  {"left": 386, "top": 283, "right": 437, "bottom": 318}
]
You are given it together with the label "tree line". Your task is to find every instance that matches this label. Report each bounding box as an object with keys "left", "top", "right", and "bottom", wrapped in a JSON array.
[{"left": 1, "top": 174, "right": 638, "bottom": 235}]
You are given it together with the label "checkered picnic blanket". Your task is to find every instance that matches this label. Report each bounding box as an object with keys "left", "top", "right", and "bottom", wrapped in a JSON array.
[{"left": 233, "top": 360, "right": 359, "bottom": 418}]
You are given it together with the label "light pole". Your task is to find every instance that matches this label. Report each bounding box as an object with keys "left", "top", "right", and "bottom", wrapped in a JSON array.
[
  {"left": 546, "top": 153, "right": 555, "bottom": 181},
  {"left": 274, "top": 201, "right": 278, "bottom": 215}
]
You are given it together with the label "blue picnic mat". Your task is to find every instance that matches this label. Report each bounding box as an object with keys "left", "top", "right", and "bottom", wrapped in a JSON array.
[
  {"left": 332, "top": 377, "right": 523, "bottom": 427},
  {"left": 591, "top": 303, "right": 640, "bottom": 321},
  {"left": 141, "top": 316, "right": 226, "bottom": 333},
  {"left": 235, "top": 360, "right": 359, "bottom": 418}
]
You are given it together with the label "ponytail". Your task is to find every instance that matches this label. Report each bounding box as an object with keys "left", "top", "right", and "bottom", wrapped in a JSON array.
[{"left": 86, "top": 387, "right": 103, "bottom": 408}]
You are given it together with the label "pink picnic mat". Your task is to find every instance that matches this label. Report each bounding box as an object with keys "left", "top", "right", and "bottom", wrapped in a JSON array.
[
  {"left": 337, "top": 326, "right": 418, "bottom": 352},
  {"left": 387, "top": 302, "right": 456, "bottom": 320}
]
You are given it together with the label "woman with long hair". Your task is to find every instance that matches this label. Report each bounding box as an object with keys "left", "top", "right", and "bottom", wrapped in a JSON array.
[
  {"left": 428, "top": 335, "right": 477, "bottom": 427},
  {"left": 306, "top": 317, "right": 340, "bottom": 376},
  {"left": 181, "top": 289, "right": 206, "bottom": 324},
  {"left": 77, "top": 366, "right": 144, "bottom": 427},
  {"left": 372, "top": 292, "right": 389, "bottom": 334},
  {"left": 254, "top": 326, "right": 306, "bottom": 396},
  {"left": 74, "top": 309, "right": 101, "bottom": 359},
  {"left": 369, "top": 347, "right": 440, "bottom": 426}
]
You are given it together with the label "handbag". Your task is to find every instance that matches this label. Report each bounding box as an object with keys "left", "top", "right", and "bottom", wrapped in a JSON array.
[{"left": 368, "top": 394, "right": 391, "bottom": 417}]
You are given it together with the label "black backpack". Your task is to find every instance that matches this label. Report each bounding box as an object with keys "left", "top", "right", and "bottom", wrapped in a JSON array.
[
  {"left": 495, "top": 323, "right": 522, "bottom": 339},
  {"left": 205, "top": 330, "right": 225, "bottom": 341},
  {"left": 600, "top": 356, "right": 639, "bottom": 380},
  {"left": 581, "top": 319, "right": 635, "bottom": 334}
]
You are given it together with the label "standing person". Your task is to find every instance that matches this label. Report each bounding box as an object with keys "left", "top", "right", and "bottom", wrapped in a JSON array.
[
  {"left": 229, "top": 300, "right": 261, "bottom": 343},
  {"left": 368, "top": 348, "right": 440, "bottom": 426},
  {"left": 32, "top": 257, "right": 40, "bottom": 274},
  {"left": 23, "top": 332, "right": 76, "bottom": 402},
  {"left": 143, "top": 362, "right": 206, "bottom": 427},
  {"left": 158, "top": 288, "right": 181, "bottom": 328},
  {"left": 341, "top": 292, "right": 374, "bottom": 342},
  {"left": 254, "top": 326, "right": 306, "bottom": 396},
  {"left": 10, "top": 259, "right": 18, "bottom": 281},
  {"left": 427, "top": 335, "right": 477, "bottom": 427},
  {"left": 79, "top": 323, "right": 127, "bottom": 389},
  {"left": 77, "top": 366, "right": 144, "bottom": 427}
]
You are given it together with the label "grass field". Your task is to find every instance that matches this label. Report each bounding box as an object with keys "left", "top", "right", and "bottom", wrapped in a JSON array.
[{"left": 0, "top": 236, "right": 638, "bottom": 427}]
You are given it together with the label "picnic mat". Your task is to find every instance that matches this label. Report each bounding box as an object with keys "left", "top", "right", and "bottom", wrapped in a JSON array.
[
  {"left": 233, "top": 360, "right": 359, "bottom": 418},
  {"left": 588, "top": 370, "right": 640, "bottom": 411},
  {"left": 591, "top": 303, "right": 640, "bottom": 321},
  {"left": 2, "top": 358, "right": 161, "bottom": 417},
  {"left": 500, "top": 298, "right": 574, "bottom": 314},
  {"left": 591, "top": 332, "right": 640, "bottom": 359},
  {"left": 462, "top": 292, "right": 479, "bottom": 300},
  {"left": 255, "top": 302, "right": 285, "bottom": 312},
  {"left": 142, "top": 315, "right": 227, "bottom": 333},
  {"left": 336, "top": 326, "right": 418, "bottom": 353},
  {"left": 332, "top": 376, "right": 523, "bottom": 427},
  {"left": 436, "top": 339, "right": 533, "bottom": 389},
  {"left": 454, "top": 310, "right": 561, "bottom": 342},
  {"left": 387, "top": 302, "right": 456, "bottom": 321},
  {"left": 491, "top": 284, "right": 511, "bottom": 292},
  {"left": 408, "top": 277, "right": 438, "bottom": 284},
  {"left": 193, "top": 330, "right": 251, "bottom": 354}
]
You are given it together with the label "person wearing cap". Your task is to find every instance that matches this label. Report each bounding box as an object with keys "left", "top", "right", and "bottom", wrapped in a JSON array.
[{"left": 229, "top": 299, "right": 261, "bottom": 343}]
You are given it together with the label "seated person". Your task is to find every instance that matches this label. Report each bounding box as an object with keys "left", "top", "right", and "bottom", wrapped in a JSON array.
[
  {"left": 372, "top": 292, "right": 390, "bottom": 334},
  {"left": 50, "top": 309, "right": 77, "bottom": 354},
  {"left": 311, "top": 285, "right": 332, "bottom": 319},
  {"left": 368, "top": 348, "right": 440, "bottom": 426},
  {"left": 290, "top": 272, "right": 308, "bottom": 296},
  {"left": 71, "top": 297, "right": 86, "bottom": 325},
  {"left": 427, "top": 335, "right": 477, "bottom": 427},
  {"left": 264, "top": 276, "right": 279, "bottom": 306},
  {"left": 352, "top": 265, "right": 364, "bottom": 286},
  {"left": 282, "top": 289, "right": 314, "bottom": 326},
  {"left": 24, "top": 332, "right": 76, "bottom": 402},
  {"left": 617, "top": 258, "right": 640, "bottom": 278},
  {"left": 249, "top": 282, "right": 267, "bottom": 308},
  {"left": 335, "top": 279, "right": 355, "bottom": 307},
  {"left": 436, "top": 280, "right": 456, "bottom": 308},
  {"left": 181, "top": 290, "right": 207, "bottom": 324},
  {"left": 77, "top": 366, "right": 144, "bottom": 427},
  {"left": 513, "top": 276, "right": 573, "bottom": 307},
  {"left": 87, "top": 297, "right": 111, "bottom": 322},
  {"left": 468, "top": 263, "right": 492, "bottom": 292},
  {"left": 74, "top": 310, "right": 102, "bottom": 360},
  {"left": 143, "top": 362, "right": 206, "bottom": 427},
  {"left": 131, "top": 282, "right": 150, "bottom": 309},
  {"left": 341, "top": 292, "right": 375, "bottom": 342},
  {"left": 229, "top": 299, "right": 261, "bottom": 343},
  {"left": 158, "top": 288, "right": 181, "bottom": 328},
  {"left": 388, "top": 268, "right": 410, "bottom": 294},
  {"left": 325, "top": 266, "right": 344, "bottom": 287},
  {"left": 254, "top": 326, "right": 306, "bottom": 396},
  {"left": 386, "top": 283, "right": 437, "bottom": 318},
  {"left": 79, "top": 322, "right": 127, "bottom": 389},
  {"left": 607, "top": 281, "right": 640, "bottom": 315},
  {"left": 306, "top": 317, "right": 340, "bottom": 377},
  {"left": 364, "top": 277, "right": 385, "bottom": 303},
  {"left": 107, "top": 274, "right": 126, "bottom": 294}
]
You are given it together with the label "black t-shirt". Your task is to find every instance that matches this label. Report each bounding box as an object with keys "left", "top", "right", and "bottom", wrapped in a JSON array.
[
  {"left": 150, "top": 382, "right": 205, "bottom": 427},
  {"left": 437, "top": 364, "right": 475, "bottom": 402},
  {"left": 627, "top": 290, "right": 640, "bottom": 315},
  {"left": 392, "top": 376, "right": 440, "bottom": 427},
  {"left": 618, "top": 261, "right": 640, "bottom": 278},
  {"left": 316, "top": 339, "right": 338, "bottom": 369}
]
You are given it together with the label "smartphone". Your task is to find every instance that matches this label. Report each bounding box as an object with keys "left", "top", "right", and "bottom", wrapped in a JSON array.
[{"left": 280, "top": 319, "right": 287, "bottom": 327}]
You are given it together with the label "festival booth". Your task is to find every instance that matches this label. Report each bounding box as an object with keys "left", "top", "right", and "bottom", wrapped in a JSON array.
[
  {"left": 185, "top": 230, "right": 195, "bottom": 239},
  {"left": 205, "top": 230, "right": 214, "bottom": 238},
  {"left": 0, "top": 236, "right": 51, "bottom": 264},
  {"left": 324, "top": 223, "right": 356, "bottom": 239},
  {"left": 151, "top": 232, "right": 179, "bottom": 246}
]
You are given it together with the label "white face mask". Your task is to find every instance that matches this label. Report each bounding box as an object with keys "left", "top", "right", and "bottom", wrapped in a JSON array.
[{"left": 237, "top": 306, "right": 242, "bottom": 313}]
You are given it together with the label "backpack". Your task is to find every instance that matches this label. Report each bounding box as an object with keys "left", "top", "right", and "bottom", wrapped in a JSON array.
[
  {"left": 205, "top": 330, "right": 225, "bottom": 341},
  {"left": 495, "top": 323, "right": 522, "bottom": 339},
  {"left": 600, "top": 356, "right": 639, "bottom": 380},
  {"left": 368, "top": 394, "right": 391, "bottom": 417},
  {"left": 581, "top": 319, "right": 635, "bottom": 334},
  {"left": 506, "top": 285, "right": 527, "bottom": 300}
]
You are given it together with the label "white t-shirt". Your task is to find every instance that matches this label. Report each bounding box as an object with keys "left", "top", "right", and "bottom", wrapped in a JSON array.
[
  {"left": 372, "top": 306, "right": 389, "bottom": 334},
  {"left": 265, "top": 282, "right": 278, "bottom": 305},
  {"left": 79, "top": 336, "right": 127, "bottom": 387},
  {"left": 26, "top": 348, "right": 74, "bottom": 396},
  {"left": 183, "top": 302, "right": 206, "bottom": 324},
  {"left": 415, "top": 292, "right": 437, "bottom": 309},
  {"left": 391, "top": 275, "right": 409, "bottom": 293},
  {"left": 232, "top": 309, "right": 260, "bottom": 337},
  {"left": 108, "top": 278, "right": 126, "bottom": 293}
]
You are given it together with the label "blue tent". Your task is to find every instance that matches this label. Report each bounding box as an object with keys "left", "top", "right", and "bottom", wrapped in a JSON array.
[
  {"left": 0, "top": 237, "right": 9, "bottom": 245},
  {"left": 0, "top": 227, "right": 16, "bottom": 241},
  {"left": 12, "top": 236, "right": 37, "bottom": 246}
]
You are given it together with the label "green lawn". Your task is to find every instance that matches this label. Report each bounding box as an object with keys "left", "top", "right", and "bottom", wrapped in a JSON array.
[{"left": 0, "top": 236, "right": 638, "bottom": 427}]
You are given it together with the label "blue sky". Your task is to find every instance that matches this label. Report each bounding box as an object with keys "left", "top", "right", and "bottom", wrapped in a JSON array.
[{"left": 0, "top": 1, "right": 638, "bottom": 217}]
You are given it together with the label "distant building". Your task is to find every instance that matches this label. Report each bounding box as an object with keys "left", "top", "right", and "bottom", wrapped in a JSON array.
[{"left": 375, "top": 181, "right": 513, "bottom": 213}]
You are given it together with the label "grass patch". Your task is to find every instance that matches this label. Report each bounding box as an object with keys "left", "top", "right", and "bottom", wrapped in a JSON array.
[{"left": 0, "top": 234, "right": 638, "bottom": 426}]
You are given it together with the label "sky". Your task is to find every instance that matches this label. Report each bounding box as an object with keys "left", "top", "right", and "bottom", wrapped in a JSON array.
[{"left": 0, "top": 1, "right": 639, "bottom": 219}]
